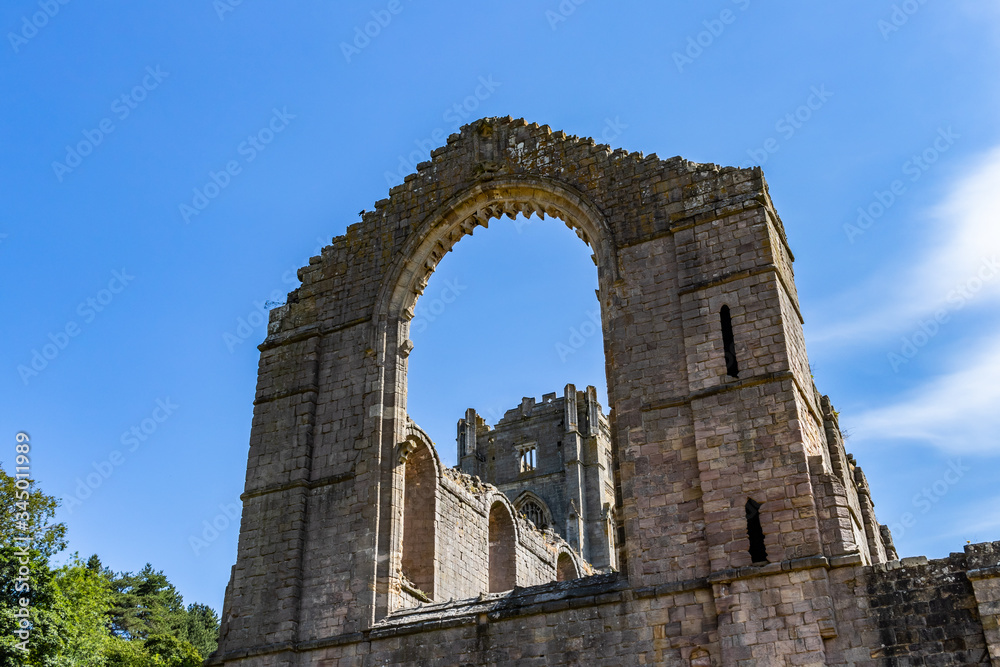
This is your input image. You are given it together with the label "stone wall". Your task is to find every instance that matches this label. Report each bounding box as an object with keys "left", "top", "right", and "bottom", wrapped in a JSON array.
[
  {"left": 210, "top": 117, "right": 1000, "bottom": 666},
  {"left": 213, "top": 545, "right": 1000, "bottom": 666},
  {"left": 433, "top": 469, "right": 490, "bottom": 601},
  {"left": 458, "top": 384, "right": 616, "bottom": 571},
  {"left": 824, "top": 546, "right": 1000, "bottom": 665},
  {"left": 428, "top": 465, "right": 577, "bottom": 606}
]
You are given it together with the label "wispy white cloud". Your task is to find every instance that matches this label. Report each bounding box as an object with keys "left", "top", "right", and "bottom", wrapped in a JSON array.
[
  {"left": 849, "top": 336, "right": 1000, "bottom": 455},
  {"left": 810, "top": 145, "right": 1000, "bottom": 345},
  {"left": 940, "top": 495, "right": 1000, "bottom": 540}
]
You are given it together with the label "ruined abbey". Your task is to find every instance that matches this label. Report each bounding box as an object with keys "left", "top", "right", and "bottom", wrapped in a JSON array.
[{"left": 208, "top": 117, "right": 1000, "bottom": 666}]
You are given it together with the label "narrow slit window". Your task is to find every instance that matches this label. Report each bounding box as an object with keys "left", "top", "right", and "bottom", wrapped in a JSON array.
[
  {"left": 720, "top": 305, "right": 739, "bottom": 378},
  {"left": 745, "top": 498, "right": 767, "bottom": 563}
]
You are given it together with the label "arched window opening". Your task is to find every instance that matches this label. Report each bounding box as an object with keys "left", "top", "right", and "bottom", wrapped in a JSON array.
[
  {"left": 556, "top": 552, "right": 579, "bottom": 582},
  {"left": 745, "top": 498, "right": 767, "bottom": 563},
  {"left": 405, "top": 212, "right": 609, "bottom": 469},
  {"left": 401, "top": 443, "right": 435, "bottom": 598},
  {"left": 519, "top": 446, "right": 536, "bottom": 473},
  {"left": 720, "top": 305, "right": 739, "bottom": 378},
  {"left": 488, "top": 502, "right": 516, "bottom": 592}
]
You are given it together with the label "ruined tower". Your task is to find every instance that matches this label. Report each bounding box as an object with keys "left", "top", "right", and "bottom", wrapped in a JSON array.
[
  {"left": 209, "top": 117, "right": 1000, "bottom": 666},
  {"left": 458, "top": 384, "right": 617, "bottom": 572}
]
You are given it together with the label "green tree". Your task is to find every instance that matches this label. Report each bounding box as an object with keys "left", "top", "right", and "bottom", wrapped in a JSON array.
[
  {"left": 0, "top": 460, "right": 67, "bottom": 559},
  {"left": 102, "top": 636, "right": 150, "bottom": 667},
  {"left": 108, "top": 564, "right": 187, "bottom": 641},
  {"left": 0, "top": 461, "right": 67, "bottom": 666},
  {"left": 183, "top": 602, "right": 219, "bottom": 658},
  {"left": 1, "top": 462, "right": 220, "bottom": 665},
  {"left": 144, "top": 634, "right": 203, "bottom": 667},
  {"left": 34, "top": 558, "right": 114, "bottom": 667}
]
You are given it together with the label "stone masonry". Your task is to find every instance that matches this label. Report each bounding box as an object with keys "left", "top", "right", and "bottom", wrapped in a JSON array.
[
  {"left": 458, "top": 385, "right": 617, "bottom": 572},
  {"left": 208, "top": 117, "right": 1000, "bottom": 666}
]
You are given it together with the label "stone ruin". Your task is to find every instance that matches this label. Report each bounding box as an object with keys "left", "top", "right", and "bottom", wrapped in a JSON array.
[{"left": 208, "top": 117, "right": 1000, "bottom": 666}]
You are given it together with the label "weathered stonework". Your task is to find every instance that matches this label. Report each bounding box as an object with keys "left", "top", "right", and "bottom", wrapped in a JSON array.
[
  {"left": 459, "top": 385, "right": 617, "bottom": 572},
  {"left": 209, "top": 117, "right": 1000, "bottom": 666}
]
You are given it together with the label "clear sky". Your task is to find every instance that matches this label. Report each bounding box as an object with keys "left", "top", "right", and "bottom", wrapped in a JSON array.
[{"left": 2, "top": 1, "right": 999, "bottom": 615}]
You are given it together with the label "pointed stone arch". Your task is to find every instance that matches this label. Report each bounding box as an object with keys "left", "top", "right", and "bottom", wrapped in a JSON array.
[
  {"left": 373, "top": 176, "right": 619, "bottom": 331},
  {"left": 220, "top": 115, "right": 832, "bottom": 659},
  {"left": 368, "top": 149, "right": 624, "bottom": 619}
]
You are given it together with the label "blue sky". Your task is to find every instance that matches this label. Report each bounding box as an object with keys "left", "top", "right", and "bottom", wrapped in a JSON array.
[{"left": 2, "top": 1, "right": 999, "bottom": 614}]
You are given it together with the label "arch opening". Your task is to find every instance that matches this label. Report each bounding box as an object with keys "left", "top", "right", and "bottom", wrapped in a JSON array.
[
  {"left": 373, "top": 179, "right": 625, "bottom": 612},
  {"left": 488, "top": 501, "right": 517, "bottom": 592},
  {"left": 376, "top": 179, "right": 617, "bottom": 329},
  {"left": 401, "top": 442, "right": 436, "bottom": 598},
  {"left": 404, "top": 208, "right": 610, "bottom": 467},
  {"left": 556, "top": 551, "right": 579, "bottom": 582}
]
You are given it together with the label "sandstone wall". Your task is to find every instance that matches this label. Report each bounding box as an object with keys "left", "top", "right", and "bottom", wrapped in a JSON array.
[{"left": 210, "top": 116, "right": 999, "bottom": 666}]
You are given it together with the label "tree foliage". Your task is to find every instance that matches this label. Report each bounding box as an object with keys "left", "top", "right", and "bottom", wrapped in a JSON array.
[
  {"left": 184, "top": 603, "right": 221, "bottom": 659},
  {"left": 108, "top": 564, "right": 188, "bottom": 641},
  {"left": 0, "top": 464, "right": 219, "bottom": 666}
]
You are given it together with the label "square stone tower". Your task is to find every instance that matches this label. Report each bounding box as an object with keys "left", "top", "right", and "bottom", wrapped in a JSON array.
[{"left": 458, "top": 384, "right": 617, "bottom": 571}]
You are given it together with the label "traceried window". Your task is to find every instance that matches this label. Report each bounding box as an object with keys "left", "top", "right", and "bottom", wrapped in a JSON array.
[{"left": 521, "top": 500, "right": 547, "bottom": 529}]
